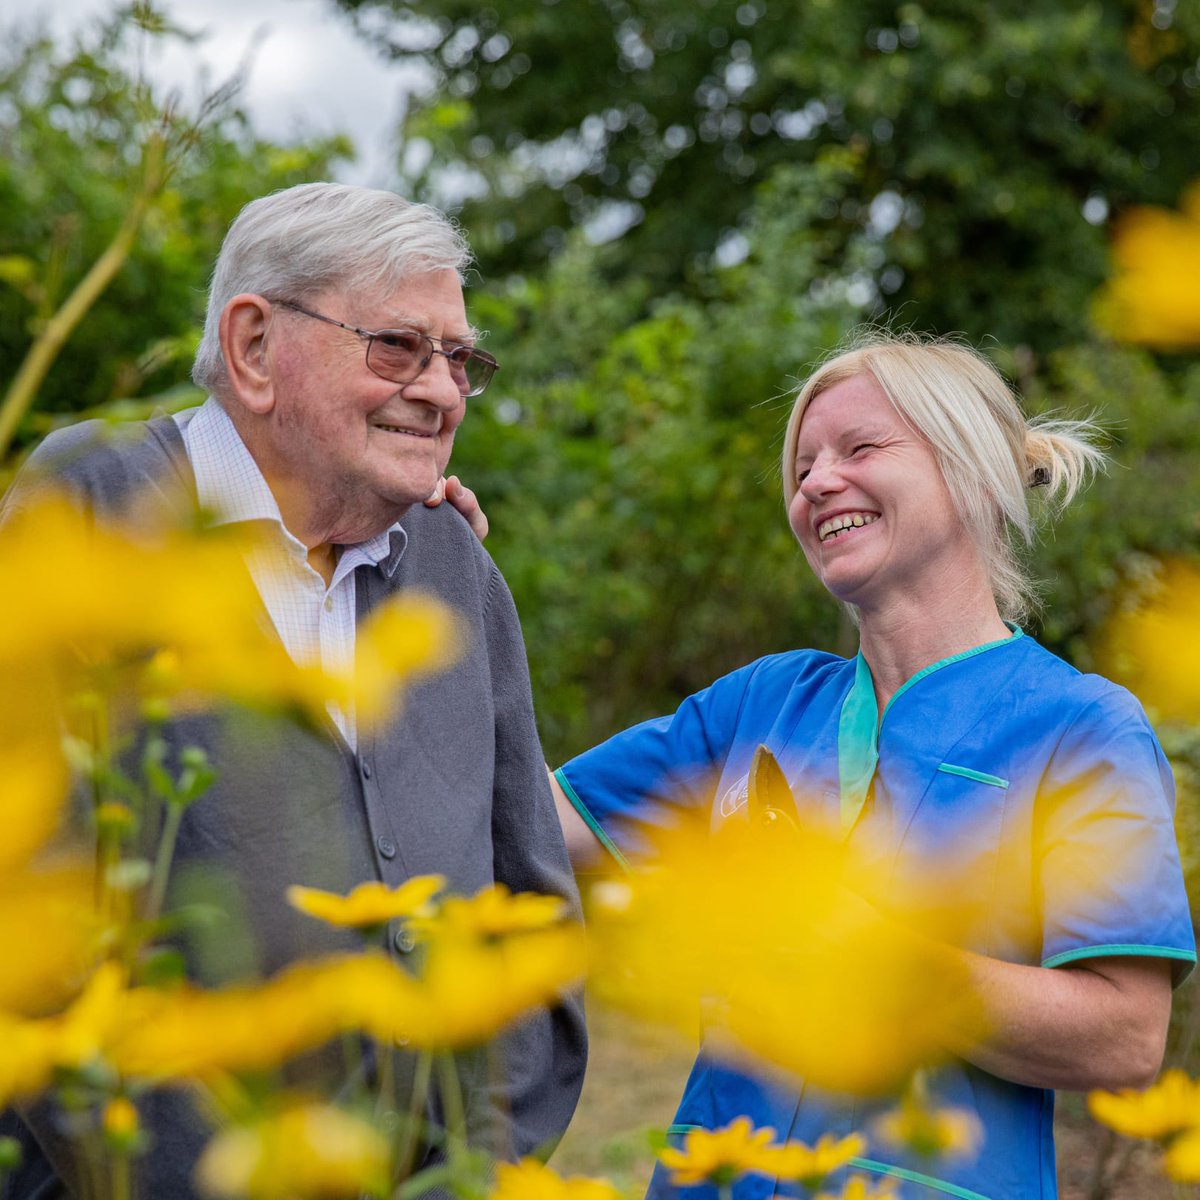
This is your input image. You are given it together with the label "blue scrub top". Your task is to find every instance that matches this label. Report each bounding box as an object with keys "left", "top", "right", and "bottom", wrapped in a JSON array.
[{"left": 558, "top": 631, "right": 1195, "bottom": 1200}]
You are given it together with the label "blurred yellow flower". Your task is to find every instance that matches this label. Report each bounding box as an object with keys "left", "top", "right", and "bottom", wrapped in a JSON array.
[
  {"left": 354, "top": 926, "right": 588, "bottom": 1050},
  {"left": 1100, "top": 560, "right": 1200, "bottom": 724},
  {"left": 587, "top": 813, "right": 982, "bottom": 1096},
  {"left": 1087, "top": 1069, "right": 1200, "bottom": 1140},
  {"left": 349, "top": 593, "right": 461, "bottom": 724},
  {"left": 103, "top": 1097, "right": 139, "bottom": 1139},
  {"left": 0, "top": 496, "right": 457, "bottom": 729},
  {"left": 0, "top": 864, "right": 98, "bottom": 1017},
  {"left": 0, "top": 739, "right": 68, "bottom": 875},
  {"left": 815, "top": 1176, "right": 898, "bottom": 1200},
  {"left": 411, "top": 883, "right": 568, "bottom": 941},
  {"left": 109, "top": 957, "right": 379, "bottom": 1080},
  {"left": 490, "top": 1159, "right": 622, "bottom": 1200},
  {"left": 1164, "top": 1125, "right": 1200, "bottom": 1182},
  {"left": 767, "top": 1132, "right": 867, "bottom": 1188},
  {"left": 657, "top": 1117, "right": 778, "bottom": 1187},
  {"left": 1095, "top": 181, "right": 1200, "bottom": 348},
  {"left": 110, "top": 922, "right": 585, "bottom": 1081},
  {"left": 287, "top": 875, "right": 445, "bottom": 930},
  {"left": 195, "top": 1103, "right": 389, "bottom": 1200},
  {"left": 874, "top": 1097, "right": 982, "bottom": 1161},
  {"left": 0, "top": 963, "right": 127, "bottom": 1106}
]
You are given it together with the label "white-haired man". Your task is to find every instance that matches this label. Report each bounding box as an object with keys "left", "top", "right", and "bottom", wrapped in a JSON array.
[{"left": 0, "top": 183, "right": 585, "bottom": 1199}]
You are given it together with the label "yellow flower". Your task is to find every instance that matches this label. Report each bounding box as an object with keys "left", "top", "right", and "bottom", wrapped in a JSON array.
[
  {"left": 286, "top": 875, "right": 445, "bottom": 930},
  {"left": 1100, "top": 560, "right": 1200, "bottom": 724},
  {"left": 1095, "top": 180, "right": 1200, "bottom": 348},
  {"left": 195, "top": 1103, "right": 389, "bottom": 1200},
  {"left": 874, "top": 1098, "right": 982, "bottom": 1161},
  {"left": 0, "top": 963, "right": 127, "bottom": 1106},
  {"left": 0, "top": 496, "right": 456, "bottom": 728},
  {"left": 0, "top": 864, "right": 98, "bottom": 1018},
  {"left": 490, "top": 1159, "right": 623, "bottom": 1200},
  {"left": 1087, "top": 1069, "right": 1200, "bottom": 1140},
  {"left": 109, "top": 957, "right": 379, "bottom": 1080},
  {"left": 354, "top": 926, "right": 588, "bottom": 1051},
  {"left": 411, "top": 883, "right": 568, "bottom": 941},
  {"left": 1164, "top": 1125, "right": 1200, "bottom": 1182},
  {"left": 103, "top": 1097, "right": 139, "bottom": 1139},
  {"left": 767, "top": 1132, "right": 867, "bottom": 1188},
  {"left": 815, "top": 1175, "right": 898, "bottom": 1200},
  {"left": 0, "top": 739, "right": 68, "bottom": 875},
  {"left": 586, "top": 811, "right": 983, "bottom": 1097},
  {"left": 657, "top": 1117, "right": 779, "bottom": 1187},
  {"left": 348, "top": 593, "right": 461, "bottom": 726}
]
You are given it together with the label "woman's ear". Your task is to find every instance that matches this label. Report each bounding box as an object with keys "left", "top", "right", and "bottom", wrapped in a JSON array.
[{"left": 219, "top": 293, "right": 276, "bottom": 416}]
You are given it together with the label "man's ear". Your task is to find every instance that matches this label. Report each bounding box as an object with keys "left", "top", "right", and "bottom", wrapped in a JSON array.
[{"left": 219, "top": 294, "right": 277, "bottom": 416}]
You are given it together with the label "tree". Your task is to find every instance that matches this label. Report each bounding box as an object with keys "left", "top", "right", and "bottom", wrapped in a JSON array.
[
  {"left": 0, "top": 6, "right": 353, "bottom": 456},
  {"left": 335, "top": 0, "right": 1200, "bottom": 351}
]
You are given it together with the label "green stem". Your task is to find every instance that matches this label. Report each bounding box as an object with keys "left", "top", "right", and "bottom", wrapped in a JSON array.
[
  {"left": 434, "top": 1051, "right": 467, "bottom": 1172},
  {"left": 376, "top": 1040, "right": 396, "bottom": 1118},
  {"left": 144, "top": 800, "right": 184, "bottom": 923},
  {"left": 342, "top": 1033, "right": 367, "bottom": 1105},
  {"left": 110, "top": 1151, "right": 130, "bottom": 1200},
  {"left": 395, "top": 1049, "right": 433, "bottom": 1184},
  {"left": 92, "top": 696, "right": 115, "bottom": 925},
  {"left": 0, "top": 133, "right": 165, "bottom": 460}
]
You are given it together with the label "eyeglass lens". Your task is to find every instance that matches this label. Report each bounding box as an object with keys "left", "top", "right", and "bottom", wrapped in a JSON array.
[{"left": 367, "top": 330, "right": 496, "bottom": 397}]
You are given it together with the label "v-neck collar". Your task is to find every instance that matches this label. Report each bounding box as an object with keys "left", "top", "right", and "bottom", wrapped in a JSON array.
[{"left": 837, "top": 627, "right": 1024, "bottom": 833}]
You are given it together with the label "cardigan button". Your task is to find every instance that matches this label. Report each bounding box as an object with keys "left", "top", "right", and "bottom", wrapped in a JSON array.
[
  {"left": 376, "top": 836, "right": 397, "bottom": 859},
  {"left": 393, "top": 927, "right": 416, "bottom": 954},
  {"left": 760, "top": 809, "right": 779, "bottom": 827}
]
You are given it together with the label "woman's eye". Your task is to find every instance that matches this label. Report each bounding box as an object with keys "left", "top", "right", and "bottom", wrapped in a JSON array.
[{"left": 851, "top": 443, "right": 875, "bottom": 455}]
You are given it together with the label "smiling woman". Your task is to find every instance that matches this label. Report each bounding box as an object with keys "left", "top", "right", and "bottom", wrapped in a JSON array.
[{"left": 550, "top": 330, "right": 1195, "bottom": 1200}]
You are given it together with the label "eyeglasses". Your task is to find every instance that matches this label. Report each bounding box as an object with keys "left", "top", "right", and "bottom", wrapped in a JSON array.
[{"left": 274, "top": 299, "right": 499, "bottom": 398}]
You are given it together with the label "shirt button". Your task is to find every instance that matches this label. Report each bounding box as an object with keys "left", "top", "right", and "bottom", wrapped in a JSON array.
[
  {"left": 393, "top": 927, "right": 415, "bottom": 954},
  {"left": 323, "top": 596, "right": 334, "bottom": 612},
  {"left": 361, "top": 760, "right": 372, "bottom": 779},
  {"left": 376, "top": 836, "right": 397, "bottom": 859}
]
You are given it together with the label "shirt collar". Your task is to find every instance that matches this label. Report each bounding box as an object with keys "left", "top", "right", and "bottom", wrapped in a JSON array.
[{"left": 181, "top": 397, "right": 407, "bottom": 576}]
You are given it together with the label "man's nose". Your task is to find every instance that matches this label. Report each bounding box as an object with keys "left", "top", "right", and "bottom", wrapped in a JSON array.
[{"left": 403, "top": 352, "right": 464, "bottom": 411}]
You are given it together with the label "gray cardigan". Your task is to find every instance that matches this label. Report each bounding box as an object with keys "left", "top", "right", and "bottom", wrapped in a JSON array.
[{"left": 0, "top": 416, "right": 586, "bottom": 1199}]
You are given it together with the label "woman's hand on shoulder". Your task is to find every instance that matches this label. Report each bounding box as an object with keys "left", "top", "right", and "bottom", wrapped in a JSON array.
[{"left": 425, "top": 475, "right": 488, "bottom": 542}]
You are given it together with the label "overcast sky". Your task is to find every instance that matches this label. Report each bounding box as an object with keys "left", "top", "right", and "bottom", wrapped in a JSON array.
[{"left": 25, "top": 0, "right": 415, "bottom": 186}]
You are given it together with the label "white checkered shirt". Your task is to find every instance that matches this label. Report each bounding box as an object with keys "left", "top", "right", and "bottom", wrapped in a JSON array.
[{"left": 176, "top": 398, "right": 407, "bottom": 749}]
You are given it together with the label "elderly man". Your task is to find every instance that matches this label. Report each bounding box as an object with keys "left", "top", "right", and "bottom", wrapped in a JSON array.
[{"left": 0, "top": 183, "right": 585, "bottom": 1197}]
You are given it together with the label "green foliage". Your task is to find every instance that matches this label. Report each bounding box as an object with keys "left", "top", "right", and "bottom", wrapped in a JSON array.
[
  {"left": 1026, "top": 345, "right": 1200, "bottom": 667},
  {"left": 0, "top": 9, "right": 352, "bottom": 446},
  {"left": 337, "top": 0, "right": 1200, "bottom": 348},
  {"left": 450, "top": 157, "right": 871, "bottom": 758}
]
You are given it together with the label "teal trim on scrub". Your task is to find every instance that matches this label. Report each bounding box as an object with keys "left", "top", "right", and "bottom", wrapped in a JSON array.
[
  {"left": 838, "top": 652, "right": 878, "bottom": 832},
  {"left": 937, "top": 763, "right": 1010, "bottom": 789},
  {"left": 554, "top": 768, "right": 630, "bottom": 871},
  {"left": 837, "top": 628, "right": 1024, "bottom": 834},
  {"left": 850, "top": 1157, "right": 993, "bottom": 1200},
  {"left": 666, "top": 1124, "right": 702, "bottom": 1135},
  {"left": 1042, "top": 943, "right": 1198, "bottom": 970}
]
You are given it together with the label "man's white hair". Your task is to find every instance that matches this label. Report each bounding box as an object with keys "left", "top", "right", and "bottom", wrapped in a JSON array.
[{"left": 192, "top": 182, "right": 471, "bottom": 395}]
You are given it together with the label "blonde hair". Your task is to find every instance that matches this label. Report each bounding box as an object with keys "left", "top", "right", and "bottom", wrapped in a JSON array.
[{"left": 781, "top": 331, "right": 1106, "bottom": 624}]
